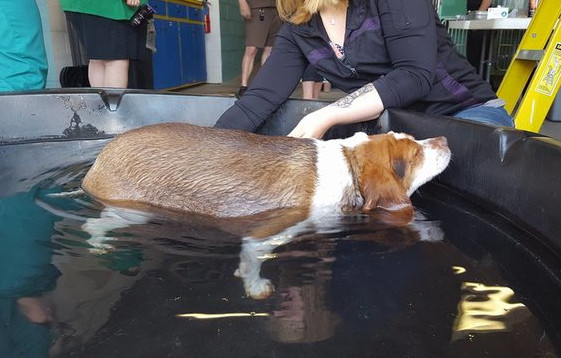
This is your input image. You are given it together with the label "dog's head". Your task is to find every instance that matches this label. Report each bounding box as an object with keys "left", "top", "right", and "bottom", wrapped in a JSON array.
[{"left": 347, "top": 131, "right": 451, "bottom": 224}]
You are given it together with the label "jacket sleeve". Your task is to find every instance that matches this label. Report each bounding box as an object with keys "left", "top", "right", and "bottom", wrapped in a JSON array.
[
  {"left": 372, "top": 0, "right": 437, "bottom": 109},
  {"left": 214, "top": 24, "right": 308, "bottom": 132}
]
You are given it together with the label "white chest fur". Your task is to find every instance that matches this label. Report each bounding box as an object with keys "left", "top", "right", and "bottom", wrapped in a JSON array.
[{"left": 310, "top": 132, "right": 369, "bottom": 215}]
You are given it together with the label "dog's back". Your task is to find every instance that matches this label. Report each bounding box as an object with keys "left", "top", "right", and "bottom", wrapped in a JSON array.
[{"left": 82, "top": 123, "right": 318, "bottom": 217}]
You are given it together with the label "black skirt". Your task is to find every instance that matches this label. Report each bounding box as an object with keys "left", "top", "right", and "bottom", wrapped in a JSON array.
[{"left": 65, "top": 11, "right": 147, "bottom": 61}]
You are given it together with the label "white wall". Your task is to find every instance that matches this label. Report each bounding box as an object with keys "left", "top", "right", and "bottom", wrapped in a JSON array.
[
  {"left": 37, "top": 0, "right": 73, "bottom": 89},
  {"left": 204, "top": 1, "right": 223, "bottom": 83}
]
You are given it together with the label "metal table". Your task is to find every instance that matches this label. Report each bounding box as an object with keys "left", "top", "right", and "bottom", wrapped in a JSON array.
[{"left": 447, "top": 18, "right": 532, "bottom": 81}]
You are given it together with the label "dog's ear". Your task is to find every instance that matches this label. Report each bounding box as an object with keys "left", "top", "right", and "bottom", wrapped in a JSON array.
[
  {"left": 360, "top": 166, "right": 414, "bottom": 225},
  {"left": 347, "top": 140, "right": 414, "bottom": 225}
]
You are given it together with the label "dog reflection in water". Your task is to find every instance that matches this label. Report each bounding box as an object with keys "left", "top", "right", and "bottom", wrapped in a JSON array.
[{"left": 81, "top": 123, "right": 451, "bottom": 299}]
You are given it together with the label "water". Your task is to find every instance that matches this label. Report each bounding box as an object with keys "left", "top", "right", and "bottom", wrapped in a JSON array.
[{"left": 0, "top": 140, "right": 560, "bottom": 357}]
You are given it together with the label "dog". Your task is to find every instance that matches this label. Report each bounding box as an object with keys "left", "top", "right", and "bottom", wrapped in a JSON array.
[{"left": 81, "top": 123, "right": 451, "bottom": 298}]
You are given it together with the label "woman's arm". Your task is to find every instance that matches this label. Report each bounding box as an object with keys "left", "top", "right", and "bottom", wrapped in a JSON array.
[
  {"left": 373, "top": 0, "right": 437, "bottom": 110},
  {"left": 239, "top": 0, "right": 251, "bottom": 20},
  {"left": 290, "top": 0, "right": 438, "bottom": 138},
  {"left": 288, "top": 83, "right": 383, "bottom": 138},
  {"left": 215, "top": 25, "right": 308, "bottom": 131}
]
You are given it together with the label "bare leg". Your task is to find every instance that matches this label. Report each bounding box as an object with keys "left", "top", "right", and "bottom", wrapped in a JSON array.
[
  {"left": 261, "top": 46, "right": 273, "bottom": 65},
  {"left": 241, "top": 46, "right": 258, "bottom": 87},
  {"left": 302, "top": 81, "right": 315, "bottom": 100},
  {"left": 312, "top": 81, "right": 322, "bottom": 98},
  {"left": 88, "top": 60, "right": 105, "bottom": 87},
  {"left": 103, "top": 59, "right": 129, "bottom": 88},
  {"left": 302, "top": 81, "right": 323, "bottom": 100},
  {"left": 88, "top": 59, "right": 129, "bottom": 88}
]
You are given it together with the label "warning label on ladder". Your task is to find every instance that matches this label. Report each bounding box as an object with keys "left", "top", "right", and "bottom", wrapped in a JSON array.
[{"left": 536, "top": 43, "right": 561, "bottom": 96}]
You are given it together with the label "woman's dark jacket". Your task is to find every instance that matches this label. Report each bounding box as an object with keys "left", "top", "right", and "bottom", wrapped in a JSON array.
[{"left": 215, "top": 0, "right": 497, "bottom": 131}]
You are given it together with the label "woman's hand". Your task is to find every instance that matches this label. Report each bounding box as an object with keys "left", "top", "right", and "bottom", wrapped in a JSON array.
[
  {"left": 126, "top": 0, "right": 140, "bottom": 7},
  {"left": 288, "top": 83, "right": 385, "bottom": 139},
  {"left": 288, "top": 112, "right": 333, "bottom": 139},
  {"left": 239, "top": 0, "right": 251, "bottom": 20}
]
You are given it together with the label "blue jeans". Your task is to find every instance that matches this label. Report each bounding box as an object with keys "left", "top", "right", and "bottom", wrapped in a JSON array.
[{"left": 453, "top": 105, "right": 514, "bottom": 127}]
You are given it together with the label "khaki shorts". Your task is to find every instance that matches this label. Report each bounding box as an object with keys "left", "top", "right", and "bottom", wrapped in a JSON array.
[{"left": 245, "top": 7, "right": 282, "bottom": 48}]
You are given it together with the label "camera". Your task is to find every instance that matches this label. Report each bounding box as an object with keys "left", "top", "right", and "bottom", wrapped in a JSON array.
[{"left": 131, "top": 4, "right": 156, "bottom": 28}]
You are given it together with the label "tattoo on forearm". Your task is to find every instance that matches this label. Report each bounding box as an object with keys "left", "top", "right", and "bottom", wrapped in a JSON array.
[{"left": 331, "top": 83, "right": 375, "bottom": 108}]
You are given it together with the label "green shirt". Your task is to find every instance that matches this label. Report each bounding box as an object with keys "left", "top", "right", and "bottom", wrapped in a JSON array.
[{"left": 59, "top": 0, "right": 148, "bottom": 21}]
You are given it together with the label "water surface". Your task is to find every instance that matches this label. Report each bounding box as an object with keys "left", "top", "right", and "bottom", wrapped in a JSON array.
[{"left": 0, "top": 140, "right": 559, "bottom": 357}]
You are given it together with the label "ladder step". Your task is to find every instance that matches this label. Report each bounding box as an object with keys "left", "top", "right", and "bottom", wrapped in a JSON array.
[
  {"left": 516, "top": 49, "right": 544, "bottom": 61},
  {"left": 497, "top": 0, "right": 561, "bottom": 132}
]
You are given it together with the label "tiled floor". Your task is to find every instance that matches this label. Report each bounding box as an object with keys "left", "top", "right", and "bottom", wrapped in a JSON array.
[{"left": 176, "top": 79, "right": 561, "bottom": 141}]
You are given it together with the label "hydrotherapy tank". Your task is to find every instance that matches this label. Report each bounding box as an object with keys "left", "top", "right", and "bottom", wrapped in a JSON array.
[{"left": 1, "top": 89, "right": 561, "bottom": 356}]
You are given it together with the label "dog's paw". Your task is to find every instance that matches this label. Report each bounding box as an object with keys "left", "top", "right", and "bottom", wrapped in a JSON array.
[{"left": 245, "top": 278, "right": 275, "bottom": 300}]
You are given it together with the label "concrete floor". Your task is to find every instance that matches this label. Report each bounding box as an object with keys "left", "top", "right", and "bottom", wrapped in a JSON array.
[
  {"left": 176, "top": 78, "right": 346, "bottom": 102},
  {"left": 175, "top": 79, "right": 561, "bottom": 141}
]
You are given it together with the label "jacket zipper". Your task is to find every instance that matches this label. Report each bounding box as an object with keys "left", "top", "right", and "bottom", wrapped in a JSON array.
[{"left": 326, "top": 35, "right": 358, "bottom": 78}]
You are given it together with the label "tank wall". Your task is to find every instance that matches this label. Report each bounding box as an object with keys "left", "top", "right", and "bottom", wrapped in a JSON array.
[{"left": 1, "top": 90, "right": 560, "bottom": 258}]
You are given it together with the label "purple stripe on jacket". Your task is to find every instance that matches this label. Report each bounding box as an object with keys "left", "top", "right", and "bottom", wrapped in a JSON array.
[
  {"left": 436, "top": 62, "right": 477, "bottom": 107},
  {"left": 308, "top": 46, "right": 333, "bottom": 65},
  {"left": 348, "top": 17, "right": 381, "bottom": 43}
]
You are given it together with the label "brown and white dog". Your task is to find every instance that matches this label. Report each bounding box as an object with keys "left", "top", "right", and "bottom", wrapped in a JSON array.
[{"left": 81, "top": 123, "right": 451, "bottom": 298}]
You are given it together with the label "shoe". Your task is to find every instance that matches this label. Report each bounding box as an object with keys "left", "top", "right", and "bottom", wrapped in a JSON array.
[{"left": 237, "top": 86, "right": 248, "bottom": 98}]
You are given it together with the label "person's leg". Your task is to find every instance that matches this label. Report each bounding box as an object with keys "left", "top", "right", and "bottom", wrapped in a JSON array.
[
  {"left": 302, "top": 81, "right": 323, "bottom": 100},
  {"left": 453, "top": 105, "right": 514, "bottom": 127},
  {"left": 239, "top": 7, "right": 274, "bottom": 97},
  {"left": 241, "top": 46, "right": 258, "bottom": 87},
  {"left": 89, "top": 59, "right": 129, "bottom": 88},
  {"left": 312, "top": 81, "right": 322, "bottom": 98},
  {"left": 103, "top": 59, "right": 129, "bottom": 88},
  {"left": 88, "top": 60, "right": 105, "bottom": 87},
  {"left": 261, "top": 46, "right": 272, "bottom": 65},
  {"left": 302, "top": 81, "right": 315, "bottom": 99}
]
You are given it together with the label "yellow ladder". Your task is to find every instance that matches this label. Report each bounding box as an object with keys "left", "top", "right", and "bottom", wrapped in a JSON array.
[{"left": 496, "top": 0, "right": 561, "bottom": 132}]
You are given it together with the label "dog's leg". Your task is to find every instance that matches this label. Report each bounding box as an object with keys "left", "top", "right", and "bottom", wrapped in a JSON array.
[
  {"left": 235, "top": 234, "right": 293, "bottom": 300},
  {"left": 82, "top": 207, "right": 152, "bottom": 252},
  {"left": 235, "top": 218, "right": 312, "bottom": 299}
]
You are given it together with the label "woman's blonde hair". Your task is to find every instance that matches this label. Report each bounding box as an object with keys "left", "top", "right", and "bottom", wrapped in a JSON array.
[{"left": 277, "top": 0, "right": 348, "bottom": 25}]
